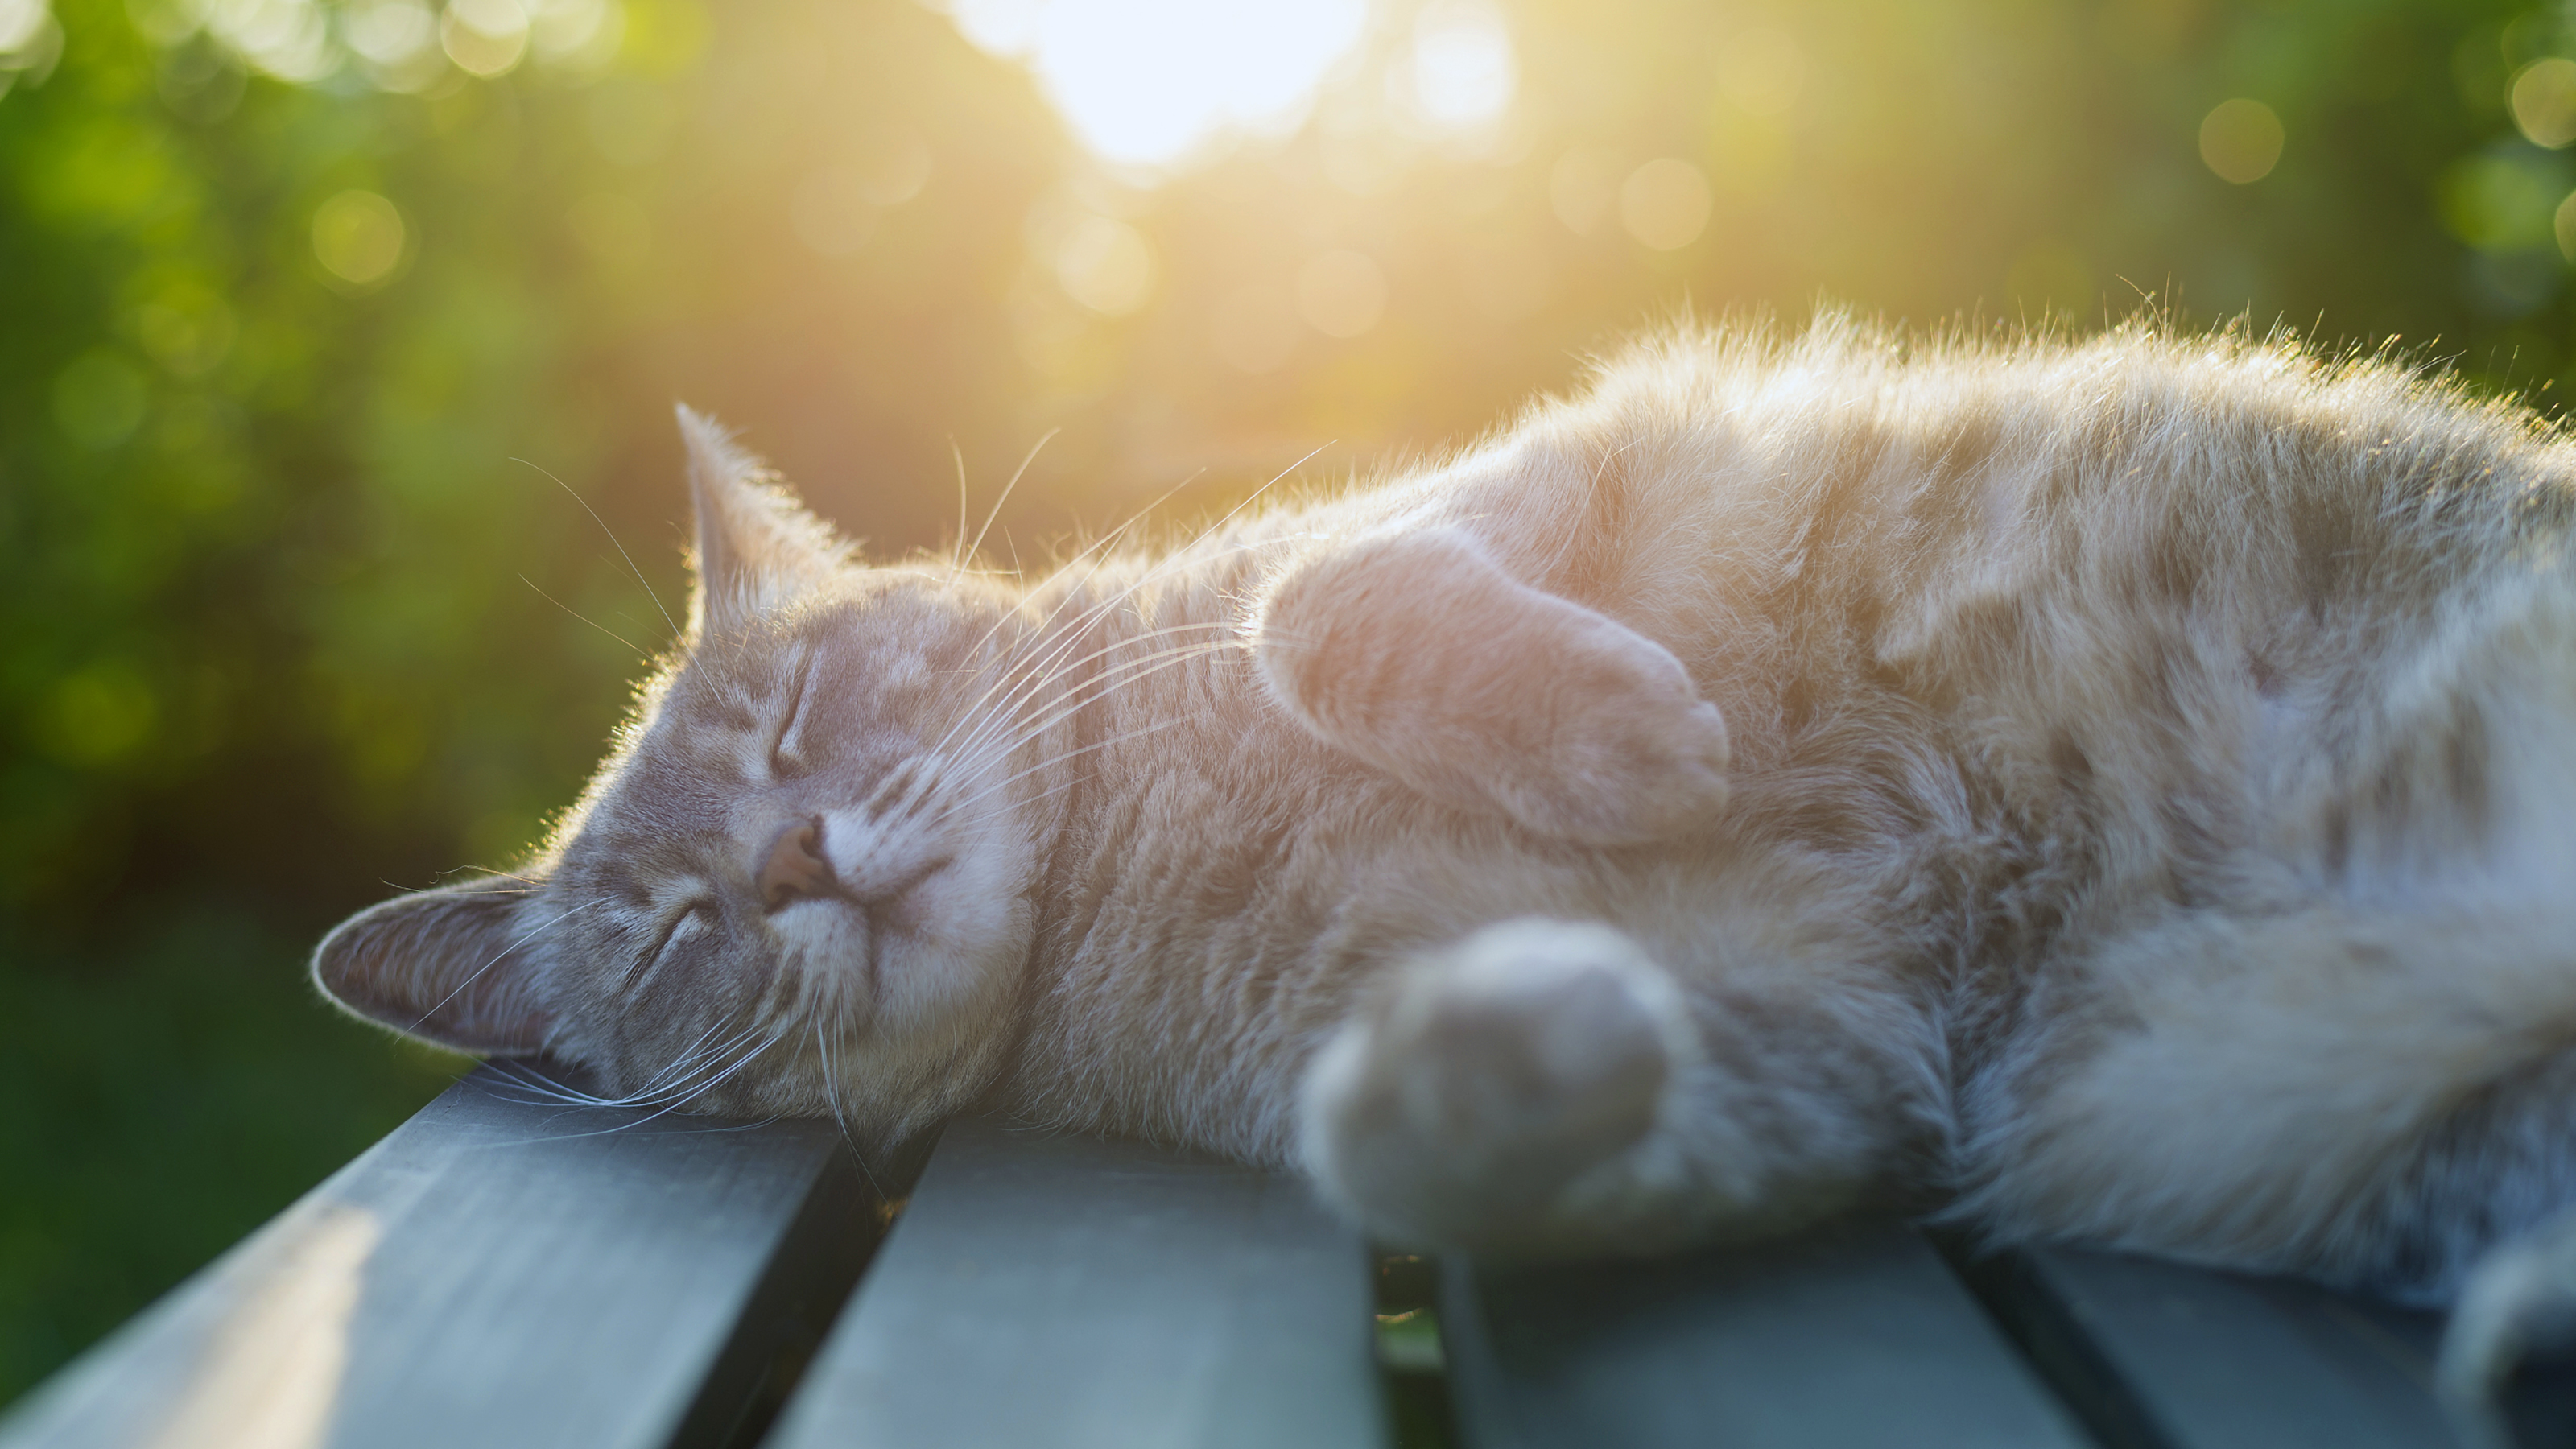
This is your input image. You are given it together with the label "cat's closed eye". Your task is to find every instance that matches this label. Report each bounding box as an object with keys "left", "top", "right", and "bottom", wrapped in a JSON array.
[
  {"left": 642, "top": 900, "right": 716, "bottom": 976},
  {"left": 769, "top": 660, "right": 814, "bottom": 778}
]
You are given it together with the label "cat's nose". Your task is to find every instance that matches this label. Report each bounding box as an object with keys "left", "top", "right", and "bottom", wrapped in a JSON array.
[{"left": 758, "top": 817, "right": 836, "bottom": 911}]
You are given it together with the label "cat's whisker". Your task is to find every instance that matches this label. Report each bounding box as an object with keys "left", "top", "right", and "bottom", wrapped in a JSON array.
[
  {"left": 934, "top": 621, "right": 1241, "bottom": 767},
  {"left": 947, "top": 438, "right": 970, "bottom": 579},
  {"left": 948, "top": 428, "right": 1059, "bottom": 584},
  {"left": 941, "top": 636, "right": 1249, "bottom": 812},
  {"left": 478, "top": 1061, "right": 611, "bottom": 1108},
  {"left": 941, "top": 526, "right": 1282, "bottom": 753},
  {"left": 632, "top": 1017, "right": 735, "bottom": 1088},
  {"left": 520, "top": 574, "right": 646, "bottom": 659},
  {"left": 514, "top": 456, "right": 679, "bottom": 642},
  {"left": 605, "top": 1021, "right": 775, "bottom": 1108},
  {"left": 931, "top": 572, "right": 1241, "bottom": 758},
  {"left": 447, "top": 865, "right": 550, "bottom": 889},
  {"left": 988, "top": 765, "right": 1094, "bottom": 817},
  {"left": 947, "top": 638, "right": 1243, "bottom": 779},
  {"left": 953, "top": 637, "right": 1245, "bottom": 773},
  {"left": 466, "top": 1019, "right": 784, "bottom": 1132},
  {"left": 936, "top": 716, "right": 1192, "bottom": 826},
  {"left": 942, "top": 601, "right": 1257, "bottom": 764},
  {"left": 417, "top": 898, "right": 613, "bottom": 1031},
  {"left": 550, "top": 1027, "right": 789, "bottom": 1135},
  {"left": 808, "top": 1020, "right": 896, "bottom": 1201}
]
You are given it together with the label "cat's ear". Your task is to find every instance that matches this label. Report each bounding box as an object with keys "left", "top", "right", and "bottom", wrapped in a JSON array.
[
  {"left": 312, "top": 877, "right": 555, "bottom": 1056},
  {"left": 676, "top": 405, "right": 850, "bottom": 638}
]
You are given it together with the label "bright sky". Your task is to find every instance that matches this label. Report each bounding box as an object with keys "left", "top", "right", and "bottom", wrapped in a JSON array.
[{"left": 943, "top": 0, "right": 1377, "bottom": 169}]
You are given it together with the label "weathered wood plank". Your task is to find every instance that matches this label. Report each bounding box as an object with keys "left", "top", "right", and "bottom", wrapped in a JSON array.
[
  {"left": 1958, "top": 1245, "right": 2462, "bottom": 1449},
  {"left": 764, "top": 1116, "right": 1389, "bottom": 1449},
  {"left": 1439, "top": 1217, "right": 2094, "bottom": 1449},
  {"left": 0, "top": 1065, "right": 877, "bottom": 1449}
]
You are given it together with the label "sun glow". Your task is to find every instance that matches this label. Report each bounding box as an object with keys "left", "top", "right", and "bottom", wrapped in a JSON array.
[{"left": 943, "top": 0, "right": 1373, "bottom": 170}]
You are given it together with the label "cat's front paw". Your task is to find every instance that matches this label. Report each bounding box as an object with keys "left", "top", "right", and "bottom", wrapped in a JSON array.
[
  {"left": 2442, "top": 1210, "right": 2576, "bottom": 1449},
  {"left": 1299, "top": 919, "right": 1697, "bottom": 1251}
]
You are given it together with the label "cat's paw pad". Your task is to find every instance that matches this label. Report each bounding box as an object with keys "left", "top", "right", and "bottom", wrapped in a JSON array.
[
  {"left": 2442, "top": 1211, "right": 2576, "bottom": 1448},
  {"left": 1300, "top": 919, "right": 1695, "bottom": 1249}
]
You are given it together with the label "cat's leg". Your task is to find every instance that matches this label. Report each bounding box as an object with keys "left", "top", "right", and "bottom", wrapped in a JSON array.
[
  {"left": 1249, "top": 526, "right": 1732, "bottom": 846},
  {"left": 1954, "top": 902, "right": 2576, "bottom": 1303},
  {"left": 1300, "top": 915, "right": 1931, "bottom": 1252},
  {"left": 2441, "top": 1206, "right": 2576, "bottom": 1446}
]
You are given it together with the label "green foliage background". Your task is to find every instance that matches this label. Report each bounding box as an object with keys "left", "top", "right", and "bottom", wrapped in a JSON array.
[{"left": 3, "top": 0, "right": 2572, "bottom": 1406}]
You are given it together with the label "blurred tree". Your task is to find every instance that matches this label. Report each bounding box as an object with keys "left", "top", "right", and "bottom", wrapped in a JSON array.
[{"left": 3, "top": 0, "right": 2571, "bottom": 1406}]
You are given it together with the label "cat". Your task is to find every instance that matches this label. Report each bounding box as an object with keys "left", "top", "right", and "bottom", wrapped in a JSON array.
[{"left": 313, "top": 313, "right": 2576, "bottom": 1389}]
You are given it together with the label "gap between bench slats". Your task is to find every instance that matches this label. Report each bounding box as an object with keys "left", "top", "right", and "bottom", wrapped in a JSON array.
[
  {"left": 1955, "top": 1245, "right": 2467, "bottom": 1449},
  {"left": 0, "top": 1065, "right": 881, "bottom": 1449},
  {"left": 762, "top": 1115, "right": 1388, "bottom": 1449},
  {"left": 1437, "top": 1217, "right": 2093, "bottom": 1449}
]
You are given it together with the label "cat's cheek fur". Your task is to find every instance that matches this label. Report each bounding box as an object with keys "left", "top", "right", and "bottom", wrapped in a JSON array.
[{"left": 874, "top": 868, "right": 1032, "bottom": 1034}]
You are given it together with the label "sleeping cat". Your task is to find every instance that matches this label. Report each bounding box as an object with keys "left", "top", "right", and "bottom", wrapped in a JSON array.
[{"left": 315, "top": 315, "right": 2576, "bottom": 1376}]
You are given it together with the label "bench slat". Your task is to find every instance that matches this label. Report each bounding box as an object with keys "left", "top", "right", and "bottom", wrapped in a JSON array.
[
  {"left": 0, "top": 1066, "right": 874, "bottom": 1449},
  {"left": 763, "top": 1117, "right": 1388, "bottom": 1449},
  {"left": 1439, "top": 1217, "right": 2093, "bottom": 1449},
  {"left": 1964, "top": 1245, "right": 2462, "bottom": 1449}
]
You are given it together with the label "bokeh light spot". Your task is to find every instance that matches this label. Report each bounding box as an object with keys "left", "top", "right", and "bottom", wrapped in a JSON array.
[
  {"left": 943, "top": 0, "right": 1368, "bottom": 171},
  {"left": 1298, "top": 249, "right": 1387, "bottom": 337},
  {"left": 312, "top": 190, "right": 407, "bottom": 288},
  {"left": 2198, "top": 98, "right": 2283, "bottom": 184},
  {"left": 0, "top": 0, "right": 50, "bottom": 53},
  {"left": 1715, "top": 26, "right": 1804, "bottom": 118},
  {"left": 441, "top": 0, "right": 528, "bottom": 76},
  {"left": 35, "top": 662, "right": 160, "bottom": 767},
  {"left": 1319, "top": 131, "right": 1404, "bottom": 197},
  {"left": 1548, "top": 147, "right": 1618, "bottom": 235},
  {"left": 1409, "top": 0, "right": 1516, "bottom": 132},
  {"left": 52, "top": 349, "right": 147, "bottom": 449},
  {"left": 203, "top": 0, "right": 336, "bottom": 81},
  {"left": 587, "top": 80, "right": 681, "bottom": 167},
  {"left": 132, "top": 288, "right": 238, "bottom": 377},
  {"left": 2512, "top": 58, "right": 2576, "bottom": 149},
  {"left": 2555, "top": 188, "right": 2576, "bottom": 262},
  {"left": 791, "top": 170, "right": 884, "bottom": 256},
  {"left": 1054, "top": 214, "right": 1158, "bottom": 315},
  {"left": 2441, "top": 150, "right": 2569, "bottom": 252},
  {"left": 341, "top": 0, "right": 433, "bottom": 65},
  {"left": 1210, "top": 285, "right": 1302, "bottom": 373},
  {"left": 566, "top": 192, "right": 650, "bottom": 265},
  {"left": 846, "top": 129, "right": 935, "bottom": 207},
  {"left": 1619, "top": 158, "right": 1711, "bottom": 250},
  {"left": 1459, "top": 236, "right": 1553, "bottom": 321},
  {"left": 526, "top": 0, "right": 618, "bottom": 67}
]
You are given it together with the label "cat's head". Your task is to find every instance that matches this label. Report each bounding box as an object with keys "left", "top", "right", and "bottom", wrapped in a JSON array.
[{"left": 312, "top": 411, "right": 1058, "bottom": 1143}]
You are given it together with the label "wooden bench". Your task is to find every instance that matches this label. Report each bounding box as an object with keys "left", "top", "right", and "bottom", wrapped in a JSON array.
[{"left": 0, "top": 1063, "right": 2549, "bottom": 1449}]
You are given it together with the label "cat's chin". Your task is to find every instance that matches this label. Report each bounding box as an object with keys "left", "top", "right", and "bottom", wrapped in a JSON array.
[
  {"left": 880, "top": 840, "right": 1032, "bottom": 1016},
  {"left": 770, "top": 879, "right": 1026, "bottom": 1048}
]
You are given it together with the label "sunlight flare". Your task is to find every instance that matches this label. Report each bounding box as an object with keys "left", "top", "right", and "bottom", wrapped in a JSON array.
[{"left": 943, "top": 0, "right": 1372, "bottom": 169}]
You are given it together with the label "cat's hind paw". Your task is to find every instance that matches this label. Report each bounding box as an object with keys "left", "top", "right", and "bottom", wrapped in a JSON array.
[
  {"left": 2441, "top": 1210, "right": 2576, "bottom": 1449},
  {"left": 1492, "top": 662, "right": 1732, "bottom": 846},
  {"left": 1298, "top": 919, "right": 1696, "bottom": 1251}
]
